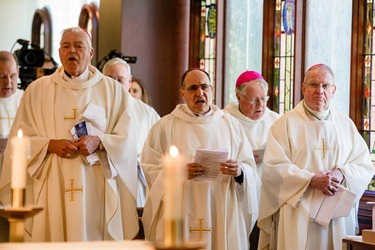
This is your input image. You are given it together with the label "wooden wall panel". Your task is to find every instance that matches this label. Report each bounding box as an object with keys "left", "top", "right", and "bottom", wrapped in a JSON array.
[{"left": 121, "top": 0, "right": 190, "bottom": 116}]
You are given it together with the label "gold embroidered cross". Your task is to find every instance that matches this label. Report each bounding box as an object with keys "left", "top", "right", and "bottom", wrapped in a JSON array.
[
  {"left": 64, "top": 108, "right": 78, "bottom": 121},
  {"left": 190, "top": 218, "right": 211, "bottom": 240},
  {"left": 0, "top": 110, "right": 13, "bottom": 127},
  {"left": 314, "top": 138, "right": 332, "bottom": 159},
  {"left": 65, "top": 179, "right": 83, "bottom": 201}
]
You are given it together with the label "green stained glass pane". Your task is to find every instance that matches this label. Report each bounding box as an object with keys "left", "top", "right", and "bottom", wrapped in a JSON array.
[
  {"left": 273, "top": 0, "right": 295, "bottom": 115},
  {"left": 363, "top": 1, "right": 375, "bottom": 149},
  {"left": 198, "top": 0, "right": 216, "bottom": 101}
]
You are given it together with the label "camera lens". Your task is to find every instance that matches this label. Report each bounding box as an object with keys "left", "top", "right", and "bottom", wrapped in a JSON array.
[{"left": 24, "top": 51, "right": 38, "bottom": 65}]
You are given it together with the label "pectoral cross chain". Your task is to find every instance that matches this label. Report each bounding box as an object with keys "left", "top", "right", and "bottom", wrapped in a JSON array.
[{"left": 0, "top": 110, "right": 13, "bottom": 127}]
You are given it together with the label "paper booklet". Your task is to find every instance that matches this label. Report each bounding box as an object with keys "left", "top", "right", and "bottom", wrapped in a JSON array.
[
  {"left": 193, "top": 148, "right": 229, "bottom": 180},
  {"left": 71, "top": 120, "right": 100, "bottom": 165},
  {"left": 253, "top": 148, "right": 265, "bottom": 162},
  {"left": 310, "top": 184, "right": 356, "bottom": 227}
]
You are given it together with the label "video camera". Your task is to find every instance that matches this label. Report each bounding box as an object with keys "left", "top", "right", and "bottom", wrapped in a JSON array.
[
  {"left": 97, "top": 49, "right": 137, "bottom": 72},
  {"left": 14, "top": 39, "right": 57, "bottom": 90}
]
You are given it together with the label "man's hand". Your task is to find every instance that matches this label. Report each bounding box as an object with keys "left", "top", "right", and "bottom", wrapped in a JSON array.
[
  {"left": 187, "top": 162, "right": 205, "bottom": 179},
  {"left": 72, "top": 135, "right": 101, "bottom": 156},
  {"left": 220, "top": 159, "right": 242, "bottom": 177},
  {"left": 254, "top": 153, "right": 261, "bottom": 164},
  {"left": 309, "top": 170, "right": 341, "bottom": 196},
  {"left": 48, "top": 139, "right": 78, "bottom": 158}
]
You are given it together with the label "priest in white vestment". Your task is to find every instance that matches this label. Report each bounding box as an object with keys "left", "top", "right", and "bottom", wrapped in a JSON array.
[
  {"left": 0, "top": 51, "right": 24, "bottom": 170},
  {"left": 224, "top": 70, "right": 280, "bottom": 250},
  {"left": 224, "top": 70, "right": 280, "bottom": 177},
  {"left": 0, "top": 51, "right": 24, "bottom": 242},
  {"left": 258, "top": 64, "right": 375, "bottom": 250},
  {"left": 141, "top": 69, "right": 261, "bottom": 250},
  {"left": 0, "top": 27, "right": 139, "bottom": 242},
  {"left": 102, "top": 58, "right": 160, "bottom": 207}
]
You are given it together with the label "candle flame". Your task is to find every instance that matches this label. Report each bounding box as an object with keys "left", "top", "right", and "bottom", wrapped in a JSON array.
[
  {"left": 169, "top": 145, "right": 179, "bottom": 157},
  {"left": 17, "top": 129, "right": 23, "bottom": 138}
]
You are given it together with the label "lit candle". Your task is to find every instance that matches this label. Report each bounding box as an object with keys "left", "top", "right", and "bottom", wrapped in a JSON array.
[
  {"left": 11, "top": 129, "right": 31, "bottom": 189},
  {"left": 163, "top": 145, "right": 187, "bottom": 221}
]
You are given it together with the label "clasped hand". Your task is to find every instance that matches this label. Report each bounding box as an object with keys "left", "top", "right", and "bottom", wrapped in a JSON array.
[
  {"left": 310, "top": 169, "right": 344, "bottom": 196},
  {"left": 187, "top": 159, "right": 241, "bottom": 179},
  {"left": 47, "top": 135, "right": 101, "bottom": 158}
]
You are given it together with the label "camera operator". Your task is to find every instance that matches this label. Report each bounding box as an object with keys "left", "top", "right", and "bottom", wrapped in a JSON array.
[
  {"left": 36, "top": 54, "right": 58, "bottom": 79},
  {"left": 14, "top": 39, "right": 57, "bottom": 89}
]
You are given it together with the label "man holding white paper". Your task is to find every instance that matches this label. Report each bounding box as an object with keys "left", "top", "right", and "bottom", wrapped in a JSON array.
[
  {"left": 224, "top": 70, "right": 280, "bottom": 177},
  {"left": 141, "top": 68, "right": 261, "bottom": 249},
  {"left": 0, "top": 27, "right": 139, "bottom": 241},
  {"left": 258, "top": 64, "right": 375, "bottom": 250}
]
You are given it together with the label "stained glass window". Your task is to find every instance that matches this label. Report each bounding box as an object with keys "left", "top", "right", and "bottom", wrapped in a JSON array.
[
  {"left": 363, "top": 0, "right": 375, "bottom": 151},
  {"left": 198, "top": 0, "right": 216, "bottom": 102},
  {"left": 273, "top": 0, "right": 295, "bottom": 114}
]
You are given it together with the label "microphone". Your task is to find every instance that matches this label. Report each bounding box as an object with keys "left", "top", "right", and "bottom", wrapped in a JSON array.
[
  {"left": 17, "top": 39, "right": 30, "bottom": 46},
  {"left": 16, "top": 39, "right": 41, "bottom": 49}
]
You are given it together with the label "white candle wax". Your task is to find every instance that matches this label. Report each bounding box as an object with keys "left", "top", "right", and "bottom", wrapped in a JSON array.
[
  {"left": 163, "top": 145, "right": 187, "bottom": 220},
  {"left": 11, "top": 129, "right": 31, "bottom": 189}
]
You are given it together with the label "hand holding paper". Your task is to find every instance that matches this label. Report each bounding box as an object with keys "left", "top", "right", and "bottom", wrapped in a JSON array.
[{"left": 193, "top": 148, "right": 229, "bottom": 180}]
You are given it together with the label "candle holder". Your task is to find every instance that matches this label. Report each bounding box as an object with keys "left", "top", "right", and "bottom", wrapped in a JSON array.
[{"left": 0, "top": 188, "right": 43, "bottom": 242}]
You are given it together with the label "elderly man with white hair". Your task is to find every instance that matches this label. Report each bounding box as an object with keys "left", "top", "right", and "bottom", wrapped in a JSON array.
[
  {"left": 0, "top": 27, "right": 140, "bottom": 241},
  {"left": 224, "top": 70, "right": 280, "bottom": 177},
  {"left": 103, "top": 58, "right": 160, "bottom": 208}
]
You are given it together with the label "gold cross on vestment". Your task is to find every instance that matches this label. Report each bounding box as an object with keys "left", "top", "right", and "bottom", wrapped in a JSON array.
[
  {"left": 65, "top": 179, "right": 83, "bottom": 201},
  {"left": 64, "top": 108, "right": 78, "bottom": 121},
  {"left": 0, "top": 110, "right": 13, "bottom": 127},
  {"left": 190, "top": 218, "right": 211, "bottom": 240},
  {"left": 314, "top": 138, "right": 332, "bottom": 159}
]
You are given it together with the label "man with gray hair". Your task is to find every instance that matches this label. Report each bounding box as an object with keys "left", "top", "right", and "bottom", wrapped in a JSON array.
[
  {"left": 224, "top": 70, "right": 280, "bottom": 177},
  {"left": 224, "top": 70, "right": 280, "bottom": 249},
  {"left": 103, "top": 57, "right": 132, "bottom": 91},
  {"left": 258, "top": 64, "right": 374, "bottom": 250},
  {"left": 0, "top": 51, "right": 23, "bottom": 242},
  {"left": 0, "top": 27, "right": 140, "bottom": 241},
  {"left": 102, "top": 58, "right": 160, "bottom": 208}
]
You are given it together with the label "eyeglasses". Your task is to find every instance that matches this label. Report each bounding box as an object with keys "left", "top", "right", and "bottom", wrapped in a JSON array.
[
  {"left": 240, "top": 94, "right": 269, "bottom": 104},
  {"left": 305, "top": 82, "right": 334, "bottom": 90},
  {"left": 186, "top": 84, "right": 212, "bottom": 92},
  {"left": 0, "top": 74, "right": 18, "bottom": 81}
]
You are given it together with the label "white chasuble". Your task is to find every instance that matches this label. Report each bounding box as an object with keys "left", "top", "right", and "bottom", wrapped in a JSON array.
[
  {"left": 224, "top": 102, "right": 280, "bottom": 176},
  {"left": 0, "top": 66, "right": 139, "bottom": 241},
  {"left": 0, "top": 88, "right": 23, "bottom": 138},
  {"left": 258, "top": 101, "right": 374, "bottom": 250},
  {"left": 0, "top": 88, "right": 23, "bottom": 172},
  {"left": 141, "top": 104, "right": 261, "bottom": 250},
  {"left": 127, "top": 96, "right": 160, "bottom": 207}
]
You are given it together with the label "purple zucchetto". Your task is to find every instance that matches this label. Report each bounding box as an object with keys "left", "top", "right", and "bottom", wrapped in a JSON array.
[{"left": 235, "top": 70, "right": 264, "bottom": 87}]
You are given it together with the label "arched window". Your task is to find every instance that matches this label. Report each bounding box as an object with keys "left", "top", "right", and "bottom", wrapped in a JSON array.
[
  {"left": 78, "top": 2, "right": 99, "bottom": 65},
  {"left": 31, "top": 7, "right": 53, "bottom": 55}
]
